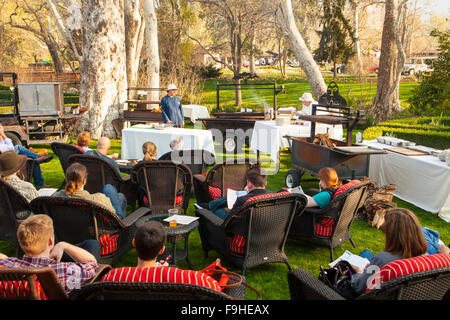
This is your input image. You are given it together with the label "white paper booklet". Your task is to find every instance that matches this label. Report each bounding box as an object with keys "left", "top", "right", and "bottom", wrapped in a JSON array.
[
  {"left": 162, "top": 214, "right": 199, "bottom": 225},
  {"left": 329, "top": 250, "right": 370, "bottom": 270},
  {"left": 38, "top": 188, "right": 58, "bottom": 197},
  {"left": 227, "top": 189, "right": 248, "bottom": 209},
  {"left": 287, "top": 185, "right": 304, "bottom": 194}
]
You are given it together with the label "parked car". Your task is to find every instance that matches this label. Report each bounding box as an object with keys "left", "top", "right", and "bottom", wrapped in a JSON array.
[{"left": 402, "top": 56, "right": 437, "bottom": 75}]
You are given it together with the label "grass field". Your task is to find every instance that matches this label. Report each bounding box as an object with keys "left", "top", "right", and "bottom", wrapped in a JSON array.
[{"left": 0, "top": 137, "right": 448, "bottom": 300}]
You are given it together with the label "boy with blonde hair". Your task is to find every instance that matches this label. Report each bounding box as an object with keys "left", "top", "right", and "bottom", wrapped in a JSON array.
[{"left": 0, "top": 215, "right": 98, "bottom": 293}]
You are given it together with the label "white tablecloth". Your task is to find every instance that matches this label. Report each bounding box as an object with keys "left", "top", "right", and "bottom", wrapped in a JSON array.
[
  {"left": 121, "top": 125, "right": 215, "bottom": 160},
  {"left": 365, "top": 140, "right": 450, "bottom": 222},
  {"left": 182, "top": 105, "right": 210, "bottom": 123},
  {"left": 249, "top": 120, "right": 344, "bottom": 162}
]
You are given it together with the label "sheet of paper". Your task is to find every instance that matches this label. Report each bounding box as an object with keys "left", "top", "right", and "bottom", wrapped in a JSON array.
[
  {"left": 227, "top": 189, "right": 248, "bottom": 209},
  {"left": 288, "top": 185, "right": 304, "bottom": 194},
  {"left": 162, "top": 214, "right": 199, "bottom": 225},
  {"left": 38, "top": 188, "right": 58, "bottom": 197},
  {"left": 329, "top": 250, "right": 370, "bottom": 270}
]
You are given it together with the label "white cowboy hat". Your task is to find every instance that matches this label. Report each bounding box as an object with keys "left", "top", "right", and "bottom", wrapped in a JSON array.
[
  {"left": 167, "top": 84, "right": 178, "bottom": 91},
  {"left": 299, "top": 92, "right": 313, "bottom": 102}
]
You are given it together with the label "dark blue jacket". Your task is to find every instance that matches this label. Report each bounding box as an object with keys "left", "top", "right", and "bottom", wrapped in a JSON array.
[{"left": 160, "top": 95, "right": 184, "bottom": 126}]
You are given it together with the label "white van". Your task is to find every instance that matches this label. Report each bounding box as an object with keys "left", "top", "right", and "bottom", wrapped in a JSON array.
[{"left": 402, "top": 56, "right": 437, "bottom": 75}]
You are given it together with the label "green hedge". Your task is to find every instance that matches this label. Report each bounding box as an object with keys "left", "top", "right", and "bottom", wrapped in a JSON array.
[
  {"left": 377, "top": 122, "right": 450, "bottom": 132},
  {"left": 363, "top": 126, "right": 450, "bottom": 149},
  {"left": 381, "top": 117, "right": 450, "bottom": 127}
]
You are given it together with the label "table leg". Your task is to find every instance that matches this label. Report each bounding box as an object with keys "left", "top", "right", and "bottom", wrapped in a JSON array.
[{"left": 184, "top": 235, "right": 193, "bottom": 269}]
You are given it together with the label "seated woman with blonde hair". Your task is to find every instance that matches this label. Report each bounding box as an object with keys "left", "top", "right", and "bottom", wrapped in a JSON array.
[
  {"left": 142, "top": 141, "right": 157, "bottom": 161},
  {"left": 305, "top": 167, "right": 342, "bottom": 208},
  {"left": 53, "top": 162, "right": 127, "bottom": 219}
]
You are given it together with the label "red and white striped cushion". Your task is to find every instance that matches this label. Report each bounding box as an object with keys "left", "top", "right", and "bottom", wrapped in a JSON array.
[
  {"left": 99, "top": 233, "right": 119, "bottom": 256},
  {"left": 101, "top": 266, "right": 221, "bottom": 291},
  {"left": 0, "top": 266, "right": 48, "bottom": 300},
  {"left": 243, "top": 191, "right": 291, "bottom": 204},
  {"left": 366, "top": 253, "right": 450, "bottom": 291},
  {"left": 227, "top": 234, "right": 246, "bottom": 255},
  {"left": 208, "top": 185, "right": 222, "bottom": 200},
  {"left": 333, "top": 180, "right": 361, "bottom": 200},
  {"left": 314, "top": 217, "right": 335, "bottom": 237}
]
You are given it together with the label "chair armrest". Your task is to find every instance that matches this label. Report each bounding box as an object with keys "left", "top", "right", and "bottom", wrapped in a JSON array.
[
  {"left": 121, "top": 175, "right": 131, "bottom": 182},
  {"left": 122, "top": 207, "right": 151, "bottom": 227},
  {"left": 193, "top": 174, "right": 206, "bottom": 183},
  {"left": 288, "top": 268, "right": 345, "bottom": 300},
  {"left": 195, "top": 206, "right": 224, "bottom": 228},
  {"left": 83, "top": 264, "right": 112, "bottom": 284}
]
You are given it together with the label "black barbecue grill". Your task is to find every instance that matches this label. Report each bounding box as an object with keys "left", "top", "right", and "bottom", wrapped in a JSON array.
[{"left": 284, "top": 82, "right": 386, "bottom": 187}]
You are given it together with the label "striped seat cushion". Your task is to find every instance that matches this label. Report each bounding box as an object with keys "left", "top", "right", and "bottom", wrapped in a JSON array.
[
  {"left": 333, "top": 180, "right": 361, "bottom": 200},
  {"left": 366, "top": 253, "right": 450, "bottom": 291},
  {"left": 228, "top": 191, "right": 292, "bottom": 254},
  {"left": 142, "top": 195, "right": 183, "bottom": 206},
  {"left": 99, "top": 233, "right": 119, "bottom": 256},
  {"left": 101, "top": 266, "right": 221, "bottom": 291},
  {"left": 0, "top": 266, "right": 48, "bottom": 300},
  {"left": 314, "top": 217, "right": 335, "bottom": 237},
  {"left": 208, "top": 185, "right": 222, "bottom": 200}
]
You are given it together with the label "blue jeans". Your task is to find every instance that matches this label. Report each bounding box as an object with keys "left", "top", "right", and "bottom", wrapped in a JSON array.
[
  {"left": 61, "top": 240, "right": 101, "bottom": 262},
  {"left": 359, "top": 249, "right": 374, "bottom": 262},
  {"left": 208, "top": 196, "right": 229, "bottom": 220},
  {"left": 102, "top": 184, "right": 127, "bottom": 220},
  {"left": 14, "top": 145, "right": 44, "bottom": 188}
]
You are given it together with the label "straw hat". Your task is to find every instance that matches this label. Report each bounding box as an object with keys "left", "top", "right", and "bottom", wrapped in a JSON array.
[
  {"left": 299, "top": 92, "right": 313, "bottom": 102},
  {"left": 167, "top": 84, "right": 178, "bottom": 91},
  {"left": 0, "top": 151, "right": 27, "bottom": 177}
]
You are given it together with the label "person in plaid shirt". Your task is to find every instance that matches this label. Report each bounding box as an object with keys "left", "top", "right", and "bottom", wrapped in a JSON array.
[{"left": 0, "top": 215, "right": 98, "bottom": 293}]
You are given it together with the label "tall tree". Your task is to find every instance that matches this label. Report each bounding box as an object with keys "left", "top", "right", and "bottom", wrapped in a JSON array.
[
  {"left": 143, "top": 0, "right": 160, "bottom": 101},
  {"left": 79, "top": 0, "right": 127, "bottom": 138},
  {"left": 276, "top": 0, "right": 327, "bottom": 99},
  {"left": 125, "top": 0, "right": 145, "bottom": 91},
  {"left": 314, "top": 0, "right": 356, "bottom": 80}
]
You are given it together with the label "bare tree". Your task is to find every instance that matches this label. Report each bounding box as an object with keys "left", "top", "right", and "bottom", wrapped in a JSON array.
[
  {"left": 276, "top": 0, "right": 327, "bottom": 99},
  {"left": 143, "top": 0, "right": 160, "bottom": 101},
  {"left": 79, "top": 0, "right": 127, "bottom": 138},
  {"left": 125, "top": 0, "right": 145, "bottom": 92}
]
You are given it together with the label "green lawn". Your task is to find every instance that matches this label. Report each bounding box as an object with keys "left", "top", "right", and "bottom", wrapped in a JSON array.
[{"left": 0, "top": 137, "right": 448, "bottom": 300}]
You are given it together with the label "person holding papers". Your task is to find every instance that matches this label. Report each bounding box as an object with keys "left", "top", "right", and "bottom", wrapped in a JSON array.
[
  {"left": 208, "top": 167, "right": 272, "bottom": 220},
  {"left": 349, "top": 208, "right": 428, "bottom": 295}
]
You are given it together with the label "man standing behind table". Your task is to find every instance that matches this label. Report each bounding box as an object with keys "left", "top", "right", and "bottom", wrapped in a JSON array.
[{"left": 160, "top": 84, "right": 184, "bottom": 127}]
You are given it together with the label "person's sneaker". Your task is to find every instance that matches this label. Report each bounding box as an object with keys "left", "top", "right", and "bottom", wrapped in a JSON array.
[{"left": 35, "top": 155, "right": 54, "bottom": 165}]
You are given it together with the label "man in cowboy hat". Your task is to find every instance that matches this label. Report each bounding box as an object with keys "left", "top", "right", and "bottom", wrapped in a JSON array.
[
  {"left": 160, "top": 84, "right": 184, "bottom": 127},
  {"left": 299, "top": 92, "right": 317, "bottom": 116}
]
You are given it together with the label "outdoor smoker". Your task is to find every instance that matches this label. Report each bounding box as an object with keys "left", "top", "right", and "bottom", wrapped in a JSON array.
[
  {"left": 284, "top": 82, "right": 386, "bottom": 187},
  {"left": 199, "top": 73, "right": 285, "bottom": 152}
]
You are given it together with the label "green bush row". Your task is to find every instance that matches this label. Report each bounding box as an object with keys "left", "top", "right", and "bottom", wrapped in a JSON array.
[
  {"left": 377, "top": 122, "right": 450, "bottom": 132},
  {"left": 380, "top": 116, "right": 450, "bottom": 127},
  {"left": 363, "top": 126, "right": 450, "bottom": 150}
]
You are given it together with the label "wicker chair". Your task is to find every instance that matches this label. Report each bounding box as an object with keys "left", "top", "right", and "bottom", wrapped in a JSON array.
[
  {"left": 0, "top": 179, "right": 33, "bottom": 257},
  {"left": 158, "top": 149, "right": 216, "bottom": 176},
  {"left": 193, "top": 159, "right": 259, "bottom": 204},
  {"left": 68, "top": 154, "right": 138, "bottom": 209},
  {"left": 0, "top": 265, "right": 112, "bottom": 300},
  {"left": 130, "top": 160, "right": 193, "bottom": 215},
  {"left": 195, "top": 192, "right": 308, "bottom": 275},
  {"left": 17, "top": 158, "right": 34, "bottom": 183},
  {"left": 287, "top": 254, "right": 450, "bottom": 300},
  {"left": 29, "top": 196, "right": 150, "bottom": 265},
  {"left": 69, "top": 281, "right": 236, "bottom": 300},
  {"left": 288, "top": 181, "right": 370, "bottom": 262},
  {"left": 51, "top": 142, "right": 84, "bottom": 190}
]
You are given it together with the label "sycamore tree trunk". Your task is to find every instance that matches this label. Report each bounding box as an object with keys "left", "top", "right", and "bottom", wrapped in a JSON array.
[
  {"left": 143, "top": 0, "right": 160, "bottom": 102},
  {"left": 371, "top": 0, "right": 399, "bottom": 122},
  {"left": 353, "top": 1, "right": 363, "bottom": 75},
  {"left": 277, "top": 0, "right": 327, "bottom": 99},
  {"left": 231, "top": 21, "right": 243, "bottom": 107},
  {"left": 125, "top": 0, "right": 145, "bottom": 95},
  {"left": 79, "top": 0, "right": 128, "bottom": 138}
]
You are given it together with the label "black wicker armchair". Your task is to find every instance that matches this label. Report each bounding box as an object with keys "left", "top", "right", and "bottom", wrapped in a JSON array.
[
  {"left": 288, "top": 254, "right": 450, "bottom": 300},
  {"left": 130, "top": 160, "right": 193, "bottom": 215},
  {"left": 158, "top": 149, "right": 216, "bottom": 176},
  {"left": 288, "top": 181, "right": 370, "bottom": 261},
  {"left": 0, "top": 179, "right": 32, "bottom": 257},
  {"left": 30, "top": 196, "right": 150, "bottom": 265},
  {"left": 193, "top": 159, "right": 259, "bottom": 204},
  {"left": 195, "top": 192, "right": 308, "bottom": 275},
  {"left": 51, "top": 142, "right": 84, "bottom": 190},
  {"left": 68, "top": 154, "right": 138, "bottom": 209}
]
